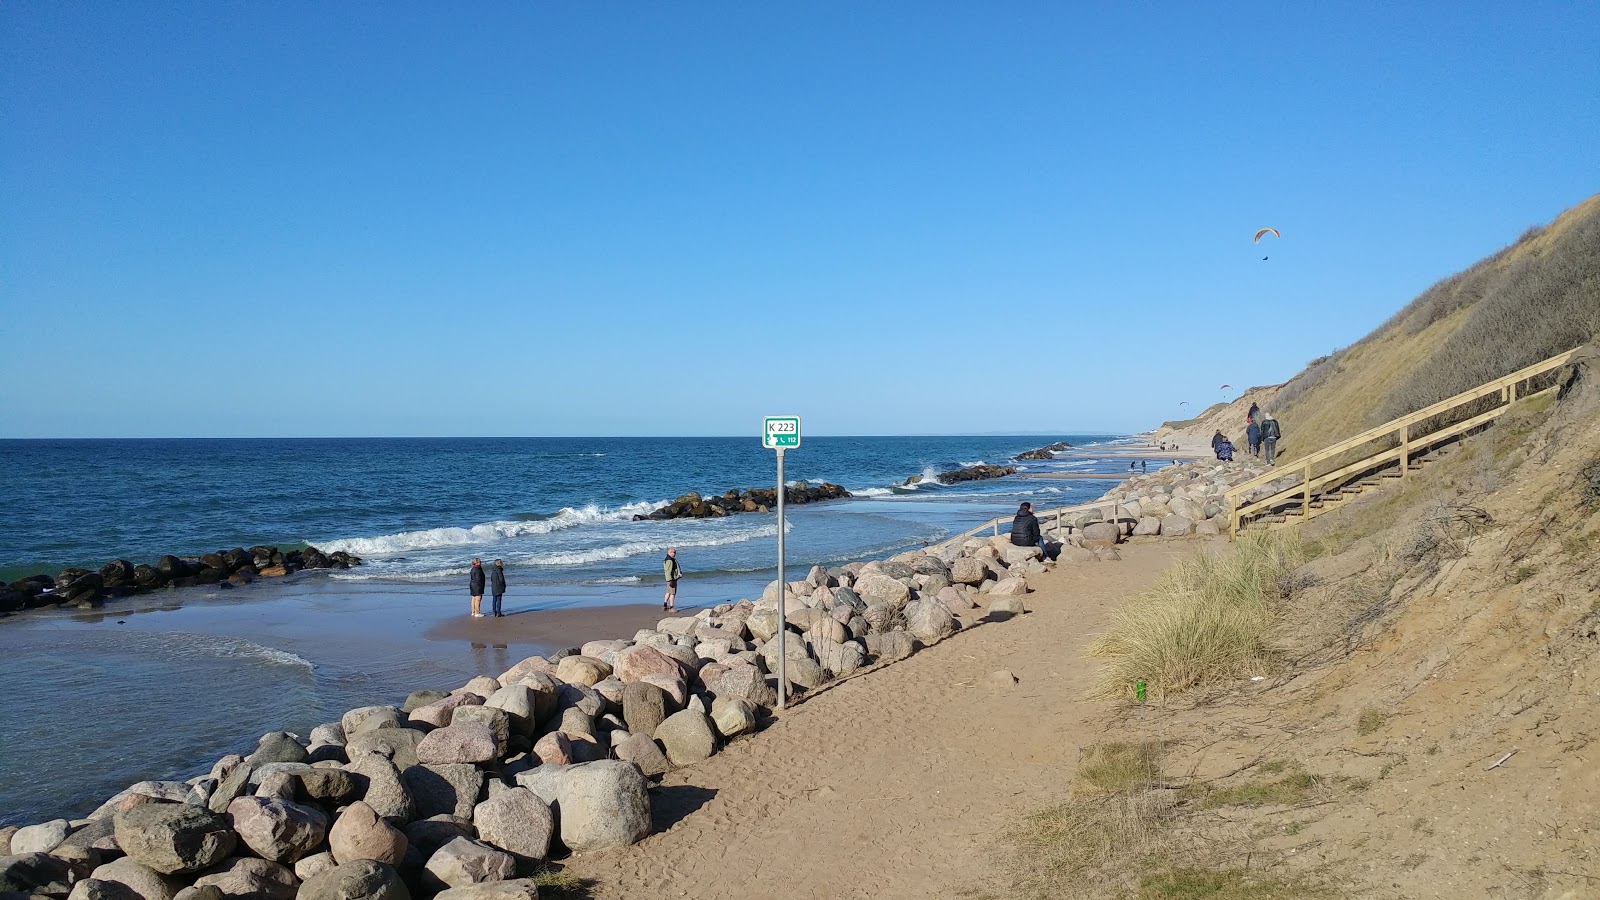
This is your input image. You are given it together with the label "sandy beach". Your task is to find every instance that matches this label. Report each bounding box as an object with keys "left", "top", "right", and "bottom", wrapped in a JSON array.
[{"left": 423, "top": 602, "right": 670, "bottom": 650}]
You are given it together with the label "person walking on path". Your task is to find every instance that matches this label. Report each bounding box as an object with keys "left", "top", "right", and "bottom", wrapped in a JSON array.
[
  {"left": 1211, "top": 430, "right": 1228, "bottom": 459},
  {"left": 663, "top": 547, "right": 682, "bottom": 612},
  {"left": 1010, "top": 501, "right": 1045, "bottom": 555},
  {"left": 1248, "top": 401, "right": 1260, "bottom": 426},
  {"left": 489, "top": 559, "right": 507, "bottom": 617},
  {"left": 1260, "top": 412, "right": 1282, "bottom": 465},
  {"left": 468, "top": 558, "right": 486, "bottom": 618},
  {"left": 1247, "top": 420, "right": 1262, "bottom": 457}
]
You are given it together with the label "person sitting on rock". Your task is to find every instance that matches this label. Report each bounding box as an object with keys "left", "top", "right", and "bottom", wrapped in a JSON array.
[
  {"left": 1010, "top": 501, "right": 1043, "bottom": 554},
  {"left": 1217, "top": 437, "right": 1236, "bottom": 462}
]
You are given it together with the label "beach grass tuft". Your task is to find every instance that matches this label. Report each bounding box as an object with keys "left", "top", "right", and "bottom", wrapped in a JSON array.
[{"left": 1088, "top": 532, "right": 1303, "bottom": 700}]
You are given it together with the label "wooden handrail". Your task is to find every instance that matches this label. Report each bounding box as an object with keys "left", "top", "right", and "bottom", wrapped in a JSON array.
[{"left": 1225, "top": 346, "right": 1586, "bottom": 537}]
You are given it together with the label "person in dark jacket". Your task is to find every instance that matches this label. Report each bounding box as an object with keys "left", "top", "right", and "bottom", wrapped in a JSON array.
[
  {"left": 489, "top": 559, "right": 507, "bottom": 617},
  {"left": 1247, "top": 420, "right": 1262, "bottom": 457},
  {"left": 1211, "top": 430, "right": 1227, "bottom": 459},
  {"left": 1260, "top": 412, "right": 1282, "bottom": 465},
  {"left": 1011, "top": 502, "right": 1044, "bottom": 553},
  {"left": 663, "top": 547, "right": 682, "bottom": 611},
  {"left": 1247, "top": 402, "right": 1260, "bottom": 426},
  {"left": 468, "top": 558, "right": 486, "bottom": 618}
]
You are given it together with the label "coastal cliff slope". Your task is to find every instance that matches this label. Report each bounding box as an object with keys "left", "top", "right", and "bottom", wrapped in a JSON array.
[{"left": 1154, "top": 191, "right": 1600, "bottom": 460}]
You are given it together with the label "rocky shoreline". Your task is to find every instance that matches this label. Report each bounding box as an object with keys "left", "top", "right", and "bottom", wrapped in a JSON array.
[
  {"left": 1012, "top": 441, "right": 1073, "bottom": 460},
  {"left": 901, "top": 463, "right": 1018, "bottom": 485},
  {"left": 0, "top": 546, "right": 362, "bottom": 618}
]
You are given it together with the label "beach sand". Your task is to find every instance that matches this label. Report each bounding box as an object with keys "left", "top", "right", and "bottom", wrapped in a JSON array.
[
  {"left": 558, "top": 537, "right": 1191, "bottom": 899},
  {"left": 423, "top": 602, "right": 672, "bottom": 650}
]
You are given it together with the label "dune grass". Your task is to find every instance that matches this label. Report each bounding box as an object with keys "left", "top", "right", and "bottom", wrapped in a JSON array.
[{"left": 1088, "top": 532, "right": 1303, "bottom": 701}]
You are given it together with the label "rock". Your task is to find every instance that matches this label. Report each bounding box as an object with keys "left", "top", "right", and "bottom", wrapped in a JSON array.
[
  {"left": 861, "top": 602, "right": 905, "bottom": 634},
  {"left": 1094, "top": 547, "right": 1122, "bottom": 562},
  {"left": 999, "top": 545, "right": 1042, "bottom": 566},
  {"left": 864, "top": 631, "right": 914, "bottom": 663},
  {"left": 245, "top": 733, "right": 309, "bottom": 768},
  {"left": 1195, "top": 519, "right": 1221, "bottom": 536},
  {"left": 621, "top": 681, "right": 673, "bottom": 737},
  {"left": 342, "top": 756, "right": 414, "bottom": 825},
  {"left": 1081, "top": 522, "right": 1121, "bottom": 547},
  {"left": 811, "top": 639, "right": 865, "bottom": 677},
  {"left": 456, "top": 676, "right": 501, "bottom": 699},
  {"left": 783, "top": 657, "right": 827, "bottom": 690},
  {"left": 402, "top": 765, "right": 484, "bottom": 821},
  {"left": 432, "top": 880, "right": 544, "bottom": 900},
  {"left": 935, "top": 585, "right": 975, "bottom": 612},
  {"left": 173, "top": 887, "right": 225, "bottom": 900},
  {"left": 88, "top": 858, "right": 180, "bottom": 900},
  {"left": 226, "top": 797, "right": 328, "bottom": 863},
  {"left": 247, "top": 762, "right": 313, "bottom": 787},
  {"left": 558, "top": 707, "right": 595, "bottom": 739},
  {"left": 421, "top": 837, "right": 514, "bottom": 892},
  {"left": 986, "top": 670, "right": 1019, "bottom": 688},
  {"left": 114, "top": 804, "right": 237, "bottom": 875},
  {"left": 531, "top": 732, "right": 572, "bottom": 766},
  {"left": 254, "top": 771, "right": 298, "bottom": 801},
  {"left": 308, "top": 725, "right": 345, "bottom": 748},
  {"left": 328, "top": 802, "right": 407, "bottom": 866},
  {"left": 444, "top": 707, "right": 505, "bottom": 755},
  {"left": 554, "top": 655, "right": 611, "bottom": 687},
  {"left": 1057, "top": 545, "right": 1098, "bottom": 563},
  {"left": 706, "top": 664, "right": 777, "bottom": 708},
  {"left": 402, "top": 691, "right": 449, "bottom": 714},
  {"left": 988, "top": 596, "right": 1027, "bottom": 617},
  {"left": 295, "top": 769, "right": 362, "bottom": 806},
  {"left": 853, "top": 572, "right": 911, "bottom": 608},
  {"left": 296, "top": 860, "right": 408, "bottom": 900},
  {"left": 345, "top": 728, "right": 424, "bottom": 770},
  {"left": 402, "top": 818, "right": 474, "bottom": 859},
  {"left": 990, "top": 577, "right": 1030, "bottom": 596},
  {"left": 612, "top": 733, "right": 671, "bottom": 777},
  {"left": 207, "top": 763, "right": 255, "bottom": 815},
  {"left": 0, "top": 851, "right": 83, "bottom": 894},
  {"left": 556, "top": 682, "right": 606, "bottom": 719},
  {"left": 654, "top": 710, "right": 717, "bottom": 766},
  {"left": 293, "top": 853, "right": 337, "bottom": 883},
  {"left": 1132, "top": 516, "right": 1162, "bottom": 536},
  {"left": 804, "top": 617, "right": 848, "bottom": 645},
  {"left": 191, "top": 857, "right": 298, "bottom": 900},
  {"left": 610, "top": 645, "right": 685, "bottom": 685},
  {"left": 0, "top": 824, "right": 13, "bottom": 855},
  {"left": 904, "top": 599, "right": 956, "bottom": 646},
  {"left": 471, "top": 789, "right": 553, "bottom": 862},
  {"left": 1160, "top": 514, "right": 1195, "bottom": 536},
  {"left": 710, "top": 698, "right": 758, "bottom": 738},
  {"left": 483, "top": 686, "right": 537, "bottom": 738},
  {"left": 340, "top": 707, "right": 404, "bottom": 739},
  {"left": 409, "top": 693, "right": 483, "bottom": 730},
  {"left": 10, "top": 819, "right": 70, "bottom": 854},
  {"left": 547, "top": 760, "right": 652, "bottom": 852},
  {"left": 417, "top": 723, "right": 498, "bottom": 766},
  {"left": 949, "top": 557, "right": 989, "bottom": 585},
  {"left": 68, "top": 877, "right": 144, "bottom": 900}
]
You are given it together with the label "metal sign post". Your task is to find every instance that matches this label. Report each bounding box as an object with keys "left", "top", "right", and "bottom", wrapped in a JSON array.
[{"left": 762, "top": 416, "right": 800, "bottom": 709}]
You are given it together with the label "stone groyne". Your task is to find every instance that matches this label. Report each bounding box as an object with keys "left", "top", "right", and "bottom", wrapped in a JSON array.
[{"left": 0, "top": 545, "right": 362, "bottom": 616}]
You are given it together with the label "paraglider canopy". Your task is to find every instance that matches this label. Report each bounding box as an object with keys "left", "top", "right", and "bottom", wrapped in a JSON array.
[
  {"left": 1219, "top": 384, "right": 1232, "bottom": 390},
  {"left": 1253, "top": 227, "right": 1280, "bottom": 244}
]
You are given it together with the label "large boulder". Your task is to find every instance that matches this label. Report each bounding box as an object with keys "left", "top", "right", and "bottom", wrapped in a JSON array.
[
  {"left": 471, "top": 789, "right": 553, "bottom": 863},
  {"left": 409, "top": 694, "right": 483, "bottom": 730},
  {"left": 1160, "top": 514, "right": 1196, "bottom": 536},
  {"left": 483, "top": 686, "right": 537, "bottom": 738},
  {"left": 327, "top": 802, "right": 406, "bottom": 866},
  {"left": 554, "top": 655, "right": 611, "bottom": 687},
  {"left": 340, "top": 707, "right": 404, "bottom": 738},
  {"left": 546, "top": 760, "right": 652, "bottom": 852},
  {"left": 226, "top": 797, "right": 328, "bottom": 863},
  {"left": 863, "top": 631, "right": 914, "bottom": 663},
  {"left": 949, "top": 557, "right": 989, "bottom": 585},
  {"left": 611, "top": 644, "right": 685, "bottom": 685},
  {"left": 1080, "top": 522, "right": 1121, "bottom": 548},
  {"left": 11, "top": 819, "right": 70, "bottom": 854},
  {"left": 710, "top": 698, "right": 758, "bottom": 739},
  {"left": 296, "top": 860, "right": 409, "bottom": 900},
  {"left": 999, "top": 545, "right": 1042, "bottom": 566},
  {"left": 653, "top": 710, "right": 717, "bottom": 766},
  {"left": 432, "top": 881, "right": 543, "bottom": 900},
  {"left": 343, "top": 755, "right": 415, "bottom": 824},
  {"left": 345, "top": 728, "right": 424, "bottom": 770},
  {"left": 245, "top": 733, "right": 310, "bottom": 768},
  {"left": 449, "top": 706, "right": 510, "bottom": 758},
  {"left": 612, "top": 733, "right": 671, "bottom": 777},
  {"left": 190, "top": 857, "right": 298, "bottom": 900},
  {"left": 415, "top": 724, "right": 498, "bottom": 766},
  {"left": 705, "top": 664, "right": 777, "bottom": 708},
  {"left": 621, "top": 681, "right": 673, "bottom": 737},
  {"left": 87, "top": 859, "right": 182, "bottom": 900},
  {"left": 402, "top": 818, "right": 474, "bottom": 858},
  {"left": 68, "top": 877, "right": 146, "bottom": 900},
  {"left": 990, "top": 577, "right": 1030, "bottom": 596},
  {"left": 1, "top": 852, "right": 85, "bottom": 894},
  {"left": 811, "top": 639, "right": 865, "bottom": 678},
  {"left": 1132, "top": 516, "right": 1162, "bottom": 536},
  {"left": 421, "top": 837, "right": 515, "bottom": 892},
  {"left": 402, "top": 765, "right": 484, "bottom": 821},
  {"left": 114, "top": 804, "right": 238, "bottom": 875},
  {"left": 904, "top": 599, "right": 956, "bottom": 646},
  {"left": 295, "top": 769, "right": 362, "bottom": 806},
  {"left": 853, "top": 573, "right": 911, "bottom": 608}
]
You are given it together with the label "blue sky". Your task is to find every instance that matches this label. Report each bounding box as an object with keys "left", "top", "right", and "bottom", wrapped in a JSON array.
[{"left": 3, "top": 2, "right": 1597, "bottom": 438}]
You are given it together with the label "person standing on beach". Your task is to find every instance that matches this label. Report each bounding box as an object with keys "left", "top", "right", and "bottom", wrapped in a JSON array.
[
  {"left": 489, "top": 559, "right": 507, "bottom": 617},
  {"left": 1260, "top": 412, "right": 1282, "bottom": 465},
  {"left": 468, "top": 558, "right": 486, "bottom": 618},
  {"left": 663, "top": 547, "right": 681, "bottom": 612}
]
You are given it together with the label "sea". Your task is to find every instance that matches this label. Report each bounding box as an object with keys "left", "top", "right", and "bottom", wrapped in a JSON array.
[{"left": 0, "top": 435, "right": 1156, "bottom": 825}]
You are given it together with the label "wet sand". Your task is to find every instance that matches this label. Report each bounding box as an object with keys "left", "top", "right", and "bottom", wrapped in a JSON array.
[{"left": 424, "top": 602, "right": 673, "bottom": 651}]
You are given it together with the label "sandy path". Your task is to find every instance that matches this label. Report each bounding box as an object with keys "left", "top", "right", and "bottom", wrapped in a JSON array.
[{"left": 561, "top": 540, "right": 1189, "bottom": 899}]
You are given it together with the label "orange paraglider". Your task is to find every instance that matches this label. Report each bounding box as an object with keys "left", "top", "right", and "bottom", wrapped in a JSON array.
[{"left": 1253, "top": 228, "right": 1280, "bottom": 243}]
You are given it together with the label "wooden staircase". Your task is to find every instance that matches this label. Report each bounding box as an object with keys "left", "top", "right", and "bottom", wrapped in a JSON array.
[{"left": 1226, "top": 347, "right": 1588, "bottom": 538}]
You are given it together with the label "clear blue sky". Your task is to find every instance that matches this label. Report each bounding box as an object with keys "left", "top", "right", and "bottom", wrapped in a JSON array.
[{"left": 3, "top": 2, "right": 1596, "bottom": 438}]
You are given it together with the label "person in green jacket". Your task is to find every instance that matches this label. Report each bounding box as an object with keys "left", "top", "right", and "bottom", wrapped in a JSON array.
[{"left": 663, "top": 547, "right": 682, "bottom": 612}]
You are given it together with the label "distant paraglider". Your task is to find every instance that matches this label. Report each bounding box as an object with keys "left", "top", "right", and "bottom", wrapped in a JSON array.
[
  {"left": 1219, "top": 384, "right": 1232, "bottom": 390},
  {"left": 1253, "top": 228, "right": 1280, "bottom": 243},
  {"left": 1179, "top": 401, "right": 1190, "bottom": 406}
]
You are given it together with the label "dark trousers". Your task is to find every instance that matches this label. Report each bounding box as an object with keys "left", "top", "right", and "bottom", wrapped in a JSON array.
[{"left": 492, "top": 594, "right": 503, "bottom": 615}]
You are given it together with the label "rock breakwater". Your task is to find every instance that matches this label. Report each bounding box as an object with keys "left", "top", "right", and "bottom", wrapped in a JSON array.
[
  {"left": 0, "top": 546, "right": 362, "bottom": 617},
  {"left": 633, "top": 482, "right": 852, "bottom": 520},
  {"left": 1013, "top": 441, "right": 1073, "bottom": 460},
  {"left": 902, "top": 463, "right": 1017, "bottom": 486}
]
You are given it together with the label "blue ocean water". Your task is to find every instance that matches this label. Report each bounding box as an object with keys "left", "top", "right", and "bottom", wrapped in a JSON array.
[
  {"left": 0, "top": 435, "right": 1131, "bottom": 584},
  {"left": 0, "top": 434, "right": 1160, "bottom": 826}
]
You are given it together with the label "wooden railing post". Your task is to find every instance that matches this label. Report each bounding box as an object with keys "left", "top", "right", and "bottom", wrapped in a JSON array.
[{"left": 1401, "top": 423, "right": 1410, "bottom": 478}]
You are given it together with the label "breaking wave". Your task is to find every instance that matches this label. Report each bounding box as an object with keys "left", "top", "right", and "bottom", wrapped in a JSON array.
[{"left": 315, "top": 501, "right": 664, "bottom": 557}]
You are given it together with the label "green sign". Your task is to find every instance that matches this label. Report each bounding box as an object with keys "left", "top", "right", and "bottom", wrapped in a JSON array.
[{"left": 762, "top": 416, "right": 801, "bottom": 449}]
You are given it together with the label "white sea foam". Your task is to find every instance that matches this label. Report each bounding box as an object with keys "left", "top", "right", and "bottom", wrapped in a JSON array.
[
  {"left": 852, "top": 487, "right": 895, "bottom": 498},
  {"left": 316, "top": 501, "right": 665, "bottom": 557},
  {"left": 515, "top": 520, "right": 789, "bottom": 567},
  {"left": 162, "top": 633, "right": 315, "bottom": 670}
]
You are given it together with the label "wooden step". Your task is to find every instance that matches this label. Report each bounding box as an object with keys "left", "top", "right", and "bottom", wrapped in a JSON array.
[{"left": 1381, "top": 471, "right": 1404, "bottom": 479}]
